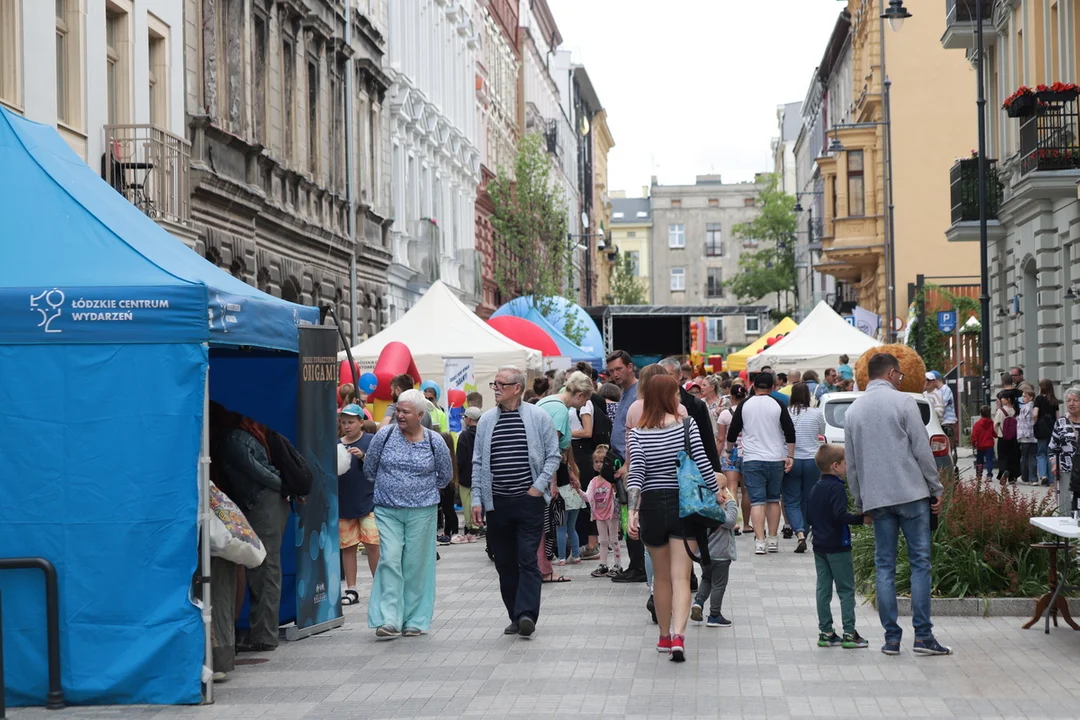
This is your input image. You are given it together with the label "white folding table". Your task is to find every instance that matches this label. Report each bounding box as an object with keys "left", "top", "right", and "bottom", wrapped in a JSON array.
[{"left": 1026, "top": 516, "right": 1080, "bottom": 633}]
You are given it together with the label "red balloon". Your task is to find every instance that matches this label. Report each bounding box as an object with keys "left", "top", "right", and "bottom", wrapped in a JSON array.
[
  {"left": 371, "top": 341, "right": 420, "bottom": 401},
  {"left": 487, "top": 316, "right": 561, "bottom": 356},
  {"left": 766, "top": 337, "right": 778, "bottom": 346},
  {"left": 447, "top": 388, "right": 467, "bottom": 408}
]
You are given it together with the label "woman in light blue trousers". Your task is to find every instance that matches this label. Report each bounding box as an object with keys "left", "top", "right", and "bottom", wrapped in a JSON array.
[{"left": 364, "top": 390, "right": 453, "bottom": 639}]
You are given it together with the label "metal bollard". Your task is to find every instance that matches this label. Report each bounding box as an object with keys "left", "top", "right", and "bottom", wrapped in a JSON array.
[{"left": 0, "top": 558, "right": 64, "bottom": 711}]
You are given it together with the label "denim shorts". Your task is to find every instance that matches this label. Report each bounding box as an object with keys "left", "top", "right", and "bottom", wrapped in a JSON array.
[
  {"left": 721, "top": 447, "right": 741, "bottom": 473},
  {"left": 638, "top": 489, "right": 686, "bottom": 548},
  {"left": 742, "top": 460, "right": 784, "bottom": 506}
]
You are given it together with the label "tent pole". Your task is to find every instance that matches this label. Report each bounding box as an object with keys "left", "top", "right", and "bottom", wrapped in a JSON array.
[{"left": 200, "top": 361, "right": 213, "bottom": 704}]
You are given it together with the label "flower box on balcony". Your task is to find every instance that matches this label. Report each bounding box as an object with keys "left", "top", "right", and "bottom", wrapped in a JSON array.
[
  {"left": 1005, "top": 93, "right": 1038, "bottom": 118},
  {"left": 1035, "top": 83, "right": 1080, "bottom": 104}
]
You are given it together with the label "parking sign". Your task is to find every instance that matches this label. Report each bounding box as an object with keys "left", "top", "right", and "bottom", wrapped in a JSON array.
[{"left": 937, "top": 310, "right": 957, "bottom": 334}]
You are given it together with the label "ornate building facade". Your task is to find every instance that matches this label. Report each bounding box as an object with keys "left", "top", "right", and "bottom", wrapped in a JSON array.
[{"left": 183, "top": 0, "right": 393, "bottom": 342}]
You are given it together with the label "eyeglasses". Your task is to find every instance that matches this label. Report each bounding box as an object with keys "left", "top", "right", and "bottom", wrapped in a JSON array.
[{"left": 489, "top": 381, "right": 520, "bottom": 390}]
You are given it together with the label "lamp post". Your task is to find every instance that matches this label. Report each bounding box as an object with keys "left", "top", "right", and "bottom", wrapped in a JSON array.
[
  {"left": 880, "top": 0, "right": 912, "bottom": 342},
  {"left": 974, "top": 0, "right": 992, "bottom": 406}
]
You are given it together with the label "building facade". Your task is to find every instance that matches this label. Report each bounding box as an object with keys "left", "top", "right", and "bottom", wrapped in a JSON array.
[
  {"left": 772, "top": 102, "right": 801, "bottom": 195},
  {"left": 941, "top": 0, "right": 1080, "bottom": 385},
  {"left": 182, "top": 0, "right": 393, "bottom": 343},
  {"left": 473, "top": 0, "right": 519, "bottom": 318},
  {"left": 2, "top": 0, "right": 189, "bottom": 234},
  {"left": 592, "top": 108, "right": 616, "bottom": 306},
  {"left": 649, "top": 175, "right": 766, "bottom": 349},
  {"left": 815, "top": 0, "right": 979, "bottom": 334},
  {"left": 609, "top": 194, "right": 652, "bottom": 303},
  {"left": 386, "top": 0, "right": 481, "bottom": 321}
]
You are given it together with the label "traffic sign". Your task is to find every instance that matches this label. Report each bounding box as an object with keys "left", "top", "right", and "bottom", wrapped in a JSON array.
[{"left": 937, "top": 310, "right": 957, "bottom": 334}]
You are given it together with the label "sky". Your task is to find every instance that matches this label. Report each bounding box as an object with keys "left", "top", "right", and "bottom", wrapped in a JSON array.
[{"left": 546, "top": 0, "right": 846, "bottom": 196}]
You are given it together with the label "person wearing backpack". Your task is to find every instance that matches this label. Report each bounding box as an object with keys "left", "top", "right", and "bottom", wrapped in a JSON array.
[{"left": 995, "top": 393, "right": 1021, "bottom": 485}]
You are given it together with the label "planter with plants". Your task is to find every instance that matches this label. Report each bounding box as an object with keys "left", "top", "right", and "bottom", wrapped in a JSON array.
[
  {"left": 852, "top": 475, "right": 1074, "bottom": 603},
  {"left": 1035, "top": 82, "right": 1080, "bottom": 103},
  {"left": 1003, "top": 86, "right": 1038, "bottom": 118}
]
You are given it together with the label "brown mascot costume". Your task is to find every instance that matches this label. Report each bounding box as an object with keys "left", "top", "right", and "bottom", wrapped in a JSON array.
[{"left": 854, "top": 343, "right": 927, "bottom": 394}]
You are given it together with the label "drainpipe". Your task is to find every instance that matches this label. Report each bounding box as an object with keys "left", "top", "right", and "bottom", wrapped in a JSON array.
[{"left": 345, "top": 0, "right": 358, "bottom": 347}]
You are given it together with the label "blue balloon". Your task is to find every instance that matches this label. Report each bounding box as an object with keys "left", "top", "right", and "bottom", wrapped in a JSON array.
[{"left": 359, "top": 372, "right": 378, "bottom": 395}]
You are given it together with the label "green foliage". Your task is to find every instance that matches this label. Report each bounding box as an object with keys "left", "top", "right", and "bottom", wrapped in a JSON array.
[
  {"left": 607, "top": 251, "right": 648, "bottom": 306},
  {"left": 852, "top": 475, "right": 1071, "bottom": 600},
  {"left": 723, "top": 173, "right": 798, "bottom": 312},
  {"left": 905, "top": 284, "right": 980, "bottom": 373},
  {"left": 489, "top": 133, "right": 580, "bottom": 342}
]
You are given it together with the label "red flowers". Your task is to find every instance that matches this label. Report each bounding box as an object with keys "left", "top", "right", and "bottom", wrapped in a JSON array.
[
  {"left": 1002, "top": 86, "right": 1035, "bottom": 110},
  {"left": 1035, "top": 82, "right": 1080, "bottom": 94}
]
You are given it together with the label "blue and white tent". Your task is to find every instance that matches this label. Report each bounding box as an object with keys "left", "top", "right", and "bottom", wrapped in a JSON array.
[
  {"left": 0, "top": 107, "right": 319, "bottom": 707},
  {"left": 490, "top": 296, "right": 603, "bottom": 368}
]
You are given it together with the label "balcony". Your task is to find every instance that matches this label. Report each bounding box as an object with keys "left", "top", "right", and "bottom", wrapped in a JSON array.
[
  {"left": 408, "top": 219, "right": 441, "bottom": 286},
  {"left": 942, "top": 0, "right": 997, "bottom": 51},
  {"left": 102, "top": 124, "right": 191, "bottom": 225},
  {"left": 946, "top": 157, "right": 1005, "bottom": 243},
  {"left": 1019, "top": 98, "right": 1080, "bottom": 175},
  {"left": 458, "top": 247, "right": 482, "bottom": 303}
]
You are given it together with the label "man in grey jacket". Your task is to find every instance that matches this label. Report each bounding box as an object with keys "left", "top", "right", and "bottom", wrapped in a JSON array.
[
  {"left": 846, "top": 352, "right": 950, "bottom": 657},
  {"left": 471, "top": 366, "right": 561, "bottom": 638}
]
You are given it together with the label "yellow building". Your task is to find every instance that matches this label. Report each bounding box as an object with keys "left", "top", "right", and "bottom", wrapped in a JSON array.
[
  {"left": 609, "top": 192, "right": 652, "bottom": 303},
  {"left": 592, "top": 110, "right": 616, "bottom": 305},
  {"left": 815, "top": 0, "right": 979, "bottom": 332}
]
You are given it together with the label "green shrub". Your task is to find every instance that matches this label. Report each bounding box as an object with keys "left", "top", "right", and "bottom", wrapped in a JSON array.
[{"left": 852, "top": 477, "right": 1071, "bottom": 600}]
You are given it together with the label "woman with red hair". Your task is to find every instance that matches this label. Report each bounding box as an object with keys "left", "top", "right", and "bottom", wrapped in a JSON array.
[{"left": 626, "top": 375, "right": 721, "bottom": 663}]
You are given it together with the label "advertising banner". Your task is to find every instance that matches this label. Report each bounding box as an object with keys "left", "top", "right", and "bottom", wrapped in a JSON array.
[
  {"left": 292, "top": 326, "right": 344, "bottom": 637},
  {"left": 443, "top": 356, "right": 475, "bottom": 434}
]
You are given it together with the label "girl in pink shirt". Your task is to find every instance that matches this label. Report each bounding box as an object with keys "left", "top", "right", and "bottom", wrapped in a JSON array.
[{"left": 585, "top": 445, "right": 622, "bottom": 577}]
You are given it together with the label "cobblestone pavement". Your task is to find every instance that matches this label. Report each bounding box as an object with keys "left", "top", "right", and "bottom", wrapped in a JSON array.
[{"left": 10, "top": 517, "right": 1080, "bottom": 720}]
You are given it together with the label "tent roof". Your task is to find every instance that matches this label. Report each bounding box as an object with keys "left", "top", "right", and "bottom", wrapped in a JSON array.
[
  {"left": 494, "top": 296, "right": 605, "bottom": 358},
  {"left": 503, "top": 304, "right": 600, "bottom": 365},
  {"left": 0, "top": 108, "right": 318, "bottom": 350},
  {"left": 747, "top": 301, "right": 881, "bottom": 371},
  {"left": 725, "top": 316, "right": 798, "bottom": 371},
  {"left": 345, "top": 280, "right": 542, "bottom": 369}
]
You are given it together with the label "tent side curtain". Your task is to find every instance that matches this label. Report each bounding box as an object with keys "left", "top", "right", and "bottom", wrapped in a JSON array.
[
  {"left": 0, "top": 342, "right": 207, "bottom": 706},
  {"left": 0, "top": 107, "right": 320, "bottom": 352}
]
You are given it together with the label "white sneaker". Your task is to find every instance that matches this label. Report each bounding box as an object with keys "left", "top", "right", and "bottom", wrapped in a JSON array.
[
  {"left": 754, "top": 540, "right": 767, "bottom": 555},
  {"left": 766, "top": 536, "right": 779, "bottom": 553},
  {"left": 690, "top": 603, "right": 704, "bottom": 622}
]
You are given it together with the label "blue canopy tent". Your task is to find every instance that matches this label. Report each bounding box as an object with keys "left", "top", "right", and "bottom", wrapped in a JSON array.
[
  {"left": 490, "top": 297, "right": 603, "bottom": 368},
  {"left": 0, "top": 107, "right": 320, "bottom": 707}
]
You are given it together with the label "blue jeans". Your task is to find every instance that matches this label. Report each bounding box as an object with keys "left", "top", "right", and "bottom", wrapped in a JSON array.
[
  {"left": 976, "top": 447, "right": 995, "bottom": 476},
  {"left": 869, "top": 499, "right": 933, "bottom": 644},
  {"left": 1037, "top": 439, "right": 1051, "bottom": 481},
  {"left": 742, "top": 460, "right": 784, "bottom": 506},
  {"left": 782, "top": 458, "right": 820, "bottom": 534},
  {"left": 556, "top": 508, "right": 581, "bottom": 560}
]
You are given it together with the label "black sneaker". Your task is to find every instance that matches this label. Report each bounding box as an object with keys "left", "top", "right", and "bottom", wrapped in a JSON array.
[
  {"left": 610, "top": 568, "right": 647, "bottom": 583},
  {"left": 817, "top": 632, "right": 842, "bottom": 647},
  {"left": 794, "top": 536, "right": 807, "bottom": 554},
  {"left": 782, "top": 527, "right": 794, "bottom": 539},
  {"left": 646, "top": 594, "right": 657, "bottom": 624},
  {"left": 437, "top": 534, "right": 452, "bottom": 546},
  {"left": 706, "top": 614, "right": 732, "bottom": 628},
  {"left": 842, "top": 631, "right": 868, "bottom": 649},
  {"left": 881, "top": 641, "right": 901, "bottom": 656},
  {"left": 503, "top": 622, "right": 519, "bottom": 635},
  {"left": 517, "top": 616, "right": 536, "bottom": 638},
  {"left": 913, "top": 637, "right": 952, "bottom": 656},
  {"left": 590, "top": 564, "right": 610, "bottom": 578}
]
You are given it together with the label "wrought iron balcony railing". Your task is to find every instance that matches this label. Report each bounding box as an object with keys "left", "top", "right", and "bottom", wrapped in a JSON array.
[
  {"left": 946, "top": 0, "right": 992, "bottom": 24},
  {"left": 1019, "top": 97, "right": 1080, "bottom": 175},
  {"left": 949, "top": 157, "right": 1003, "bottom": 223},
  {"left": 102, "top": 124, "right": 190, "bottom": 225}
]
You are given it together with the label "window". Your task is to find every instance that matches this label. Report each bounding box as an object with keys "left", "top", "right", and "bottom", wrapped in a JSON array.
[
  {"left": 627, "top": 231, "right": 637, "bottom": 238},
  {"left": 613, "top": 211, "right": 624, "bottom": 219},
  {"left": 283, "top": 37, "right": 294, "bottom": 161},
  {"left": 706, "top": 318, "right": 723, "bottom": 344},
  {"left": 707, "top": 268, "right": 723, "bottom": 298},
  {"left": 670, "top": 199, "right": 681, "bottom": 208},
  {"left": 308, "top": 58, "right": 319, "bottom": 175},
  {"left": 847, "top": 150, "right": 865, "bottom": 216},
  {"left": 215, "top": 0, "right": 242, "bottom": 129},
  {"left": 668, "top": 224, "right": 685, "bottom": 248},
  {"left": 706, "top": 223, "right": 722, "bottom": 256},
  {"left": 105, "top": 8, "right": 125, "bottom": 125},
  {"left": 252, "top": 14, "right": 268, "bottom": 143},
  {"left": 636, "top": 211, "right": 648, "bottom": 218},
  {"left": 670, "top": 267, "right": 685, "bottom": 291},
  {"left": 627, "top": 251, "right": 640, "bottom": 276},
  {"left": 708, "top": 198, "right": 719, "bottom": 208},
  {"left": 147, "top": 16, "right": 169, "bottom": 128},
  {"left": 330, "top": 61, "right": 345, "bottom": 193},
  {"left": 744, "top": 197, "right": 755, "bottom": 207},
  {"left": 0, "top": 0, "right": 22, "bottom": 110},
  {"left": 55, "top": 0, "right": 84, "bottom": 130},
  {"left": 745, "top": 316, "right": 761, "bottom": 334}
]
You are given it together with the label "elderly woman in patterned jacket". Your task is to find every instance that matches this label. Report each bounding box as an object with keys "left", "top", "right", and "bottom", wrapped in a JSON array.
[{"left": 1049, "top": 386, "right": 1080, "bottom": 510}]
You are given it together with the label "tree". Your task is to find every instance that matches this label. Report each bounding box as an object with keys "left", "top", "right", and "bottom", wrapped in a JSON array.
[
  {"left": 489, "top": 133, "right": 585, "bottom": 344},
  {"left": 907, "top": 284, "right": 981, "bottom": 373},
  {"left": 606, "top": 251, "right": 648, "bottom": 305},
  {"left": 723, "top": 173, "right": 798, "bottom": 317}
]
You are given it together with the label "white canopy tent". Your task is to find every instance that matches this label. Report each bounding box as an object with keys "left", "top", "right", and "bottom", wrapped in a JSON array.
[
  {"left": 342, "top": 280, "right": 542, "bottom": 406},
  {"left": 747, "top": 301, "right": 882, "bottom": 376}
]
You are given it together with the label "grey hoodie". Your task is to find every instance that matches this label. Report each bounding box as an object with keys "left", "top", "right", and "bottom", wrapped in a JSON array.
[
  {"left": 845, "top": 379, "right": 944, "bottom": 513},
  {"left": 706, "top": 498, "right": 740, "bottom": 563}
]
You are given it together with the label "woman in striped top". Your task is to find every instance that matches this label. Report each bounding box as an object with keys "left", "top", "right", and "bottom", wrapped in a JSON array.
[
  {"left": 627, "top": 374, "right": 721, "bottom": 662},
  {"left": 781, "top": 382, "right": 825, "bottom": 553}
]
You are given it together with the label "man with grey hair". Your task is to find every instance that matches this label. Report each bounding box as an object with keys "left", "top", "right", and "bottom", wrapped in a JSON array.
[{"left": 471, "top": 366, "right": 561, "bottom": 638}]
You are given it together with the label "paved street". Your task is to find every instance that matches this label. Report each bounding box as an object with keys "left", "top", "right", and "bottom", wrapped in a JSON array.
[{"left": 11, "top": 515, "right": 1080, "bottom": 720}]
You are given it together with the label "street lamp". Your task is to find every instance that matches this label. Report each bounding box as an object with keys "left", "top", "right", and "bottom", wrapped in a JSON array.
[
  {"left": 877, "top": 0, "right": 911, "bottom": 342},
  {"left": 972, "top": 0, "right": 992, "bottom": 406}
]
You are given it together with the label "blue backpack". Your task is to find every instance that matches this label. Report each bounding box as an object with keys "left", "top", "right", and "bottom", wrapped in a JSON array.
[{"left": 676, "top": 419, "right": 725, "bottom": 564}]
